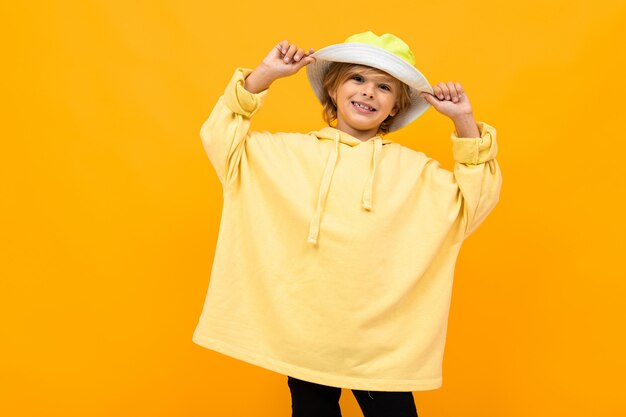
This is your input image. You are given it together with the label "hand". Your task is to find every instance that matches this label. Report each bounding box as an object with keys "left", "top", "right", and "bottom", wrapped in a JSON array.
[
  {"left": 259, "top": 40, "right": 316, "bottom": 80},
  {"left": 420, "top": 81, "right": 474, "bottom": 121},
  {"left": 244, "top": 40, "right": 316, "bottom": 93}
]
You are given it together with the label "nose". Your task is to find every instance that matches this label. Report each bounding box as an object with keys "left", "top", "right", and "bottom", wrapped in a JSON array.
[{"left": 362, "top": 82, "right": 374, "bottom": 98}]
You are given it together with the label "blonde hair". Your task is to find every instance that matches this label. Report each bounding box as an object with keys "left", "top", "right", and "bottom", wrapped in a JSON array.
[{"left": 320, "top": 62, "right": 413, "bottom": 135}]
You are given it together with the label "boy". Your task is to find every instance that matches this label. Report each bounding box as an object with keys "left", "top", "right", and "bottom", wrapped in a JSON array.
[{"left": 193, "top": 31, "right": 502, "bottom": 416}]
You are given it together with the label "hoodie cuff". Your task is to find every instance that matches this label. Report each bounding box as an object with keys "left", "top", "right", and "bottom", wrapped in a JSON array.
[
  {"left": 223, "top": 67, "right": 269, "bottom": 118},
  {"left": 450, "top": 121, "right": 498, "bottom": 165}
]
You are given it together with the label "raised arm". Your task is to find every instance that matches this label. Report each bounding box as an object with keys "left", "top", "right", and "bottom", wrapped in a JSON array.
[
  {"left": 199, "top": 40, "right": 315, "bottom": 187},
  {"left": 421, "top": 81, "right": 502, "bottom": 239},
  {"left": 450, "top": 119, "right": 502, "bottom": 238}
]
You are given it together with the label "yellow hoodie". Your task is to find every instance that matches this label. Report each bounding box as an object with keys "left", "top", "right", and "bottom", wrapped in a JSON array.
[{"left": 192, "top": 67, "right": 502, "bottom": 391}]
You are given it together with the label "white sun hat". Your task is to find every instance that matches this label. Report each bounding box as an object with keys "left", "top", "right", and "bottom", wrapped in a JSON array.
[{"left": 306, "top": 31, "right": 434, "bottom": 132}]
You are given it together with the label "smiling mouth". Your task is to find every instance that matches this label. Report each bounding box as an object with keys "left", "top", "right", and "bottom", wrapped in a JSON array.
[{"left": 351, "top": 101, "right": 376, "bottom": 112}]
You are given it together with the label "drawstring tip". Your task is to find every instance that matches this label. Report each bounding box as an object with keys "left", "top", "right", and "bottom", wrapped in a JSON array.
[
  {"left": 362, "top": 201, "right": 372, "bottom": 211},
  {"left": 307, "top": 235, "right": 318, "bottom": 245}
]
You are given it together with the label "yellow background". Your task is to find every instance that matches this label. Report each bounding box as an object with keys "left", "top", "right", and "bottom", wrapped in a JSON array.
[{"left": 2, "top": 1, "right": 625, "bottom": 416}]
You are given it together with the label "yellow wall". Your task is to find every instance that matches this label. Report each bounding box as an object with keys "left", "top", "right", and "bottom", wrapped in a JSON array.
[{"left": 2, "top": 1, "right": 625, "bottom": 416}]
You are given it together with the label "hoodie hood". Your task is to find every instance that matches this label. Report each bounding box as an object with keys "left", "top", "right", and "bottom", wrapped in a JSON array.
[{"left": 305, "top": 126, "right": 393, "bottom": 246}]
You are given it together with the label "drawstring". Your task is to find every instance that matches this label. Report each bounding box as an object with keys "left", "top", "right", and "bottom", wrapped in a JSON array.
[
  {"left": 307, "top": 133, "right": 382, "bottom": 246},
  {"left": 307, "top": 133, "right": 340, "bottom": 245},
  {"left": 362, "top": 137, "right": 382, "bottom": 211}
]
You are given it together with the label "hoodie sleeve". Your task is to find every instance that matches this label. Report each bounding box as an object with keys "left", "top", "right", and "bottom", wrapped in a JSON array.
[
  {"left": 449, "top": 121, "right": 502, "bottom": 239},
  {"left": 199, "top": 67, "right": 269, "bottom": 187}
]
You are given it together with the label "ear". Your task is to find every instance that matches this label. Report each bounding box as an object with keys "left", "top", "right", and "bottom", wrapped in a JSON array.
[
  {"left": 389, "top": 105, "right": 398, "bottom": 117},
  {"left": 327, "top": 88, "right": 337, "bottom": 106}
]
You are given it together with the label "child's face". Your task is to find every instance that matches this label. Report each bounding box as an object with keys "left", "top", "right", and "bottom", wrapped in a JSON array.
[{"left": 329, "top": 65, "right": 400, "bottom": 139}]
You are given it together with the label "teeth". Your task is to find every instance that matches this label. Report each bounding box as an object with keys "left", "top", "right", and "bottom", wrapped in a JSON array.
[{"left": 353, "top": 102, "right": 374, "bottom": 111}]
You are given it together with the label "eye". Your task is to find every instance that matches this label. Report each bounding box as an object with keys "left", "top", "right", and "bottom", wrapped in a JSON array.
[
  {"left": 351, "top": 75, "right": 363, "bottom": 82},
  {"left": 379, "top": 84, "right": 391, "bottom": 91}
]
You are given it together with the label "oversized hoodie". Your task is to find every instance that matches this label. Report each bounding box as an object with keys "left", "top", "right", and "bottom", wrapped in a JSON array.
[{"left": 192, "top": 67, "right": 502, "bottom": 391}]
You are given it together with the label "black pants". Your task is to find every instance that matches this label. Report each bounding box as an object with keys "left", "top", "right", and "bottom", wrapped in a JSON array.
[{"left": 287, "top": 376, "right": 418, "bottom": 417}]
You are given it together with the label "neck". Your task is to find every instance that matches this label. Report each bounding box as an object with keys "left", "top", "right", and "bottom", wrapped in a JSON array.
[{"left": 335, "top": 121, "right": 380, "bottom": 142}]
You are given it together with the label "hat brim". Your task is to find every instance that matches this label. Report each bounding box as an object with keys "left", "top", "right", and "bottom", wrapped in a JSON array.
[{"left": 306, "top": 43, "right": 434, "bottom": 132}]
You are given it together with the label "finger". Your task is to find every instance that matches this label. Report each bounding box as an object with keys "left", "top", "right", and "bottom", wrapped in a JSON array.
[
  {"left": 420, "top": 92, "right": 437, "bottom": 105},
  {"left": 293, "top": 47, "right": 305, "bottom": 62},
  {"left": 277, "top": 40, "right": 290, "bottom": 55},
  {"left": 433, "top": 85, "right": 444, "bottom": 100},
  {"left": 438, "top": 82, "right": 450, "bottom": 100},
  {"left": 452, "top": 82, "right": 463, "bottom": 102},
  {"left": 455, "top": 82, "right": 465, "bottom": 99},
  {"left": 446, "top": 81, "right": 458, "bottom": 102},
  {"left": 446, "top": 81, "right": 459, "bottom": 103},
  {"left": 295, "top": 55, "right": 316, "bottom": 70},
  {"left": 284, "top": 44, "right": 298, "bottom": 63},
  {"left": 436, "top": 83, "right": 449, "bottom": 99}
]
